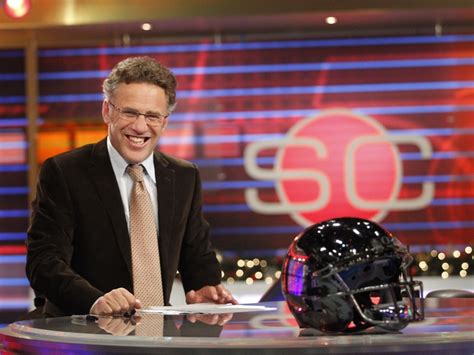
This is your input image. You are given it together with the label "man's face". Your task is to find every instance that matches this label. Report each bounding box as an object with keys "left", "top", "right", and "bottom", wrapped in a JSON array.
[{"left": 102, "top": 82, "right": 169, "bottom": 164}]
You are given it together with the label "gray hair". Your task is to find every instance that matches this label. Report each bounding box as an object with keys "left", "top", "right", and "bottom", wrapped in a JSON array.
[{"left": 103, "top": 56, "right": 177, "bottom": 113}]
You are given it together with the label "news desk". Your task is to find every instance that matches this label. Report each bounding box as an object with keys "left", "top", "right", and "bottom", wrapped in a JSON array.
[{"left": 1, "top": 299, "right": 473, "bottom": 354}]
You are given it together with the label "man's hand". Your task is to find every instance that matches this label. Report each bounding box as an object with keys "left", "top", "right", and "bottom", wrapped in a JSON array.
[
  {"left": 185, "top": 284, "right": 238, "bottom": 305},
  {"left": 97, "top": 317, "right": 137, "bottom": 336},
  {"left": 186, "top": 312, "right": 233, "bottom": 326},
  {"left": 90, "top": 287, "right": 141, "bottom": 315}
]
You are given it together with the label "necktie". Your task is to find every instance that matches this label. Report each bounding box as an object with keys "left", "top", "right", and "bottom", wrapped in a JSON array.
[
  {"left": 127, "top": 164, "right": 164, "bottom": 308},
  {"left": 135, "top": 313, "right": 165, "bottom": 337}
]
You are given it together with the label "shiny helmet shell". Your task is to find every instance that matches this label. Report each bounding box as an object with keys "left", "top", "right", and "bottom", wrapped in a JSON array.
[{"left": 281, "top": 217, "right": 424, "bottom": 333}]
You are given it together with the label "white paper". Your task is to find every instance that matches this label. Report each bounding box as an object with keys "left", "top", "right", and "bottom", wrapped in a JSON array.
[{"left": 137, "top": 303, "right": 276, "bottom": 315}]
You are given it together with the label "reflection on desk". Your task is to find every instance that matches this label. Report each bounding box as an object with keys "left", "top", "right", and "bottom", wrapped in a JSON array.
[{"left": 1, "top": 299, "right": 473, "bottom": 354}]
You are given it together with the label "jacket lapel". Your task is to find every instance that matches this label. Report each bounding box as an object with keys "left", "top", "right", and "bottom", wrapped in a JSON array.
[
  {"left": 154, "top": 151, "right": 175, "bottom": 300},
  {"left": 88, "top": 139, "right": 132, "bottom": 276}
]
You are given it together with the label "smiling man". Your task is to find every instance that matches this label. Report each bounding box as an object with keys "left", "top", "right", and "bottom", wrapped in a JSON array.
[{"left": 26, "top": 57, "right": 236, "bottom": 317}]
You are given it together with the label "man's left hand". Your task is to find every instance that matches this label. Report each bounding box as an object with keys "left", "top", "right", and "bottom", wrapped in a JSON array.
[{"left": 185, "top": 284, "right": 238, "bottom": 305}]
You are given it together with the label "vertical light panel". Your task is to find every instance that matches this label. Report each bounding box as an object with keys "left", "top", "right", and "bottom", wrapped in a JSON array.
[{"left": 0, "top": 49, "right": 30, "bottom": 325}]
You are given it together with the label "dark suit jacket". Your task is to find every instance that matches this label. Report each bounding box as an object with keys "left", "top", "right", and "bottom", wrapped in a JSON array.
[{"left": 26, "top": 138, "right": 221, "bottom": 316}]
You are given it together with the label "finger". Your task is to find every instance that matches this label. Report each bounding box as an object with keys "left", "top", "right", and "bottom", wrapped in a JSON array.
[
  {"left": 205, "top": 286, "right": 219, "bottom": 302},
  {"left": 201, "top": 314, "right": 219, "bottom": 325},
  {"left": 186, "top": 290, "right": 199, "bottom": 304},
  {"left": 92, "top": 297, "right": 114, "bottom": 315},
  {"left": 102, "top": 294, "right": 124, "bottom": 314},
  {"left": 195, "top": 314, "right": 218, "bottom": 325},
  {"left": 225, "top": 292, "right": 238, "bottom": 305},
  {"left": 186, "top": 314, "right": 197, "bottom": 323},
  {"left": 134, "top": 299, "right": 142, "bottom": 309},
  {"left": 220, "top": 286, "right": 238, "bottom": 304},
  {"left": 108, "top": 319, "right": 127, "bottom": 334},
  {"left": 218, "top": 291, "right": 231, "bottom": 303},
  {"left": 112, "top": 288, "right": 138, "bottom": 313},
  {"left": 209, "top": 314, "right": 219, "bottom": 325},
  {"left": 109, "top": 290, "right": 131, "bottom": 313},
  {"left": 215, "top": 285, "right": 236, "bottom": 304},
  {"left": 118, "top": 287, "right": 138, "bottom": 305},
  {"left": 218, "top": 313, "right": 233, "bottom": 325},
  {"left": 97, "top": 317, "right": 113, "bottom": 328}
]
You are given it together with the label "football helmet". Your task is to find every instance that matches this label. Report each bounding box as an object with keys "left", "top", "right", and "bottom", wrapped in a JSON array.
[{"left": 282, "top": 217, "right": 424, "bottom": 333}]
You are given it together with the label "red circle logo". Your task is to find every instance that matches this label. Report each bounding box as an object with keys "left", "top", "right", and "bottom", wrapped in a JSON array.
[{"left": 276, "top": 110, "right": 400, "bottom": 225}]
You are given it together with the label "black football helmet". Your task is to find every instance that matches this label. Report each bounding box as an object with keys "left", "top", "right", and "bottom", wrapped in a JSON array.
[{"left": 281, "top": 217, "right": 424, "bottom": 333}]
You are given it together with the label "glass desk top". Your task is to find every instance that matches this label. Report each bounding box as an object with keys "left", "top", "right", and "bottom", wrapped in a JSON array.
[{"left": 1, "top": 299, "right": 473, "bottom": 354}]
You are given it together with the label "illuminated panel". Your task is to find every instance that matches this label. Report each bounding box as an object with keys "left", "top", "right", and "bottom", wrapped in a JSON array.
[
  {"left": 75, "top": 127, "right": 107, "bottom": 148},
  {"left": 159, "top": 122, "right": 195, "bottom": 160},
  {"left": 0, "top": 49, "right": 30, "bottom": 324},
  {"left": 37, "top": 130, "right": 71, "bottom": 164},
  {"left": 0, "top": 132, "right": 26, "bottom": 164},
  {"left": 202, "top": 123, "right": 240, "bottom": 158}
]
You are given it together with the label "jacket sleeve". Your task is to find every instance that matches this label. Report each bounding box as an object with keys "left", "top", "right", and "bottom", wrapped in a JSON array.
[{"left": 26, "top": 157, "right": 103, "bottom": 315}]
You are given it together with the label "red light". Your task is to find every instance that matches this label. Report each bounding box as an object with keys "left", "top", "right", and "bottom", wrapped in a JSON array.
[
  {"left": 4, "top": 0, "right": 31, "bottom": 19},
  {"left": 0, "top": 245, "right": 26, "bottom": 254}
]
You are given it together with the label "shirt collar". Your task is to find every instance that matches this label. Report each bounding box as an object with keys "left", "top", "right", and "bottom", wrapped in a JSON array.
[{"left": 106, "top": 137, "right": 156, "bottom": 183}]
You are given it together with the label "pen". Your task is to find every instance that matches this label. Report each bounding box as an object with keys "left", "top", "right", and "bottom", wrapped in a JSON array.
[
  {"left": 71, "top": 314, "right": 99, "bottom": 322},
  {"left": 123, "top": 309, "right": 136, "bottom": 317},
  {"left": 71, "top": 310, "right": 136, "bottom": 323}
]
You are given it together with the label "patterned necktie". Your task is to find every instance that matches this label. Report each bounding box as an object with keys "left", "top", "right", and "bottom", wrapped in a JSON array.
[
  {"left": 135, "top": 313, "right": 165, "bottom": 337},
  {"left": 127, "top": 164, "right": 164, "bottom": 308}
]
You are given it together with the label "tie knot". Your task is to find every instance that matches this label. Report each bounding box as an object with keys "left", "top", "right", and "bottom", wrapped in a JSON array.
[{"left": 127, "top": 164, "right": 144, "bottom": 182}]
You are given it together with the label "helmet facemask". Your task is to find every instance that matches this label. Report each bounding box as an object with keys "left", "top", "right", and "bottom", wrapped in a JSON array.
[
  {"left": 301, "top": 255, "right": 424, "bottom": 332},
  {"left": 335, "top": 257, "right": 423, "bottom": 331}
]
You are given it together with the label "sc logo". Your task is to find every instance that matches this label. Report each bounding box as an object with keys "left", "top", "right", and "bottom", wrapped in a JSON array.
[{"left": 244, "top": 109, "right": 434, "bottom": 227}]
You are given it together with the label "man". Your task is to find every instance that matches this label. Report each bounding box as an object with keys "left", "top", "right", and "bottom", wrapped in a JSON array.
[{"left": 26, "top": 56, "right": 236, "bottom": 317}]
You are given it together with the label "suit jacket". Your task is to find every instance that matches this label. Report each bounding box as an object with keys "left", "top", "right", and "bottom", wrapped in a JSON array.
[{"left": 26, "top": 138, "right": 221, "bottom": 316}]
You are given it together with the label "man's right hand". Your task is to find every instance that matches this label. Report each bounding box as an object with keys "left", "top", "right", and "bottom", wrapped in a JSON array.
[
  {"left": 90, "top": 287, "right": 141, "bottom": 315},
  {"left": 97, "top": 317, "right": 137, "bottom": 336}
]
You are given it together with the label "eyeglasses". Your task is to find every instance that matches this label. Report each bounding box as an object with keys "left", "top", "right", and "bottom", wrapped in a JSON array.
[{"left": 108, "top": 101, "right": 168, "bottom": 126}]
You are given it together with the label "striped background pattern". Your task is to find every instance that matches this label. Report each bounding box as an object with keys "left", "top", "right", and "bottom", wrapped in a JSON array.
[{"left": 0, "top": 34, "right": 473, "bottom": 323}]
